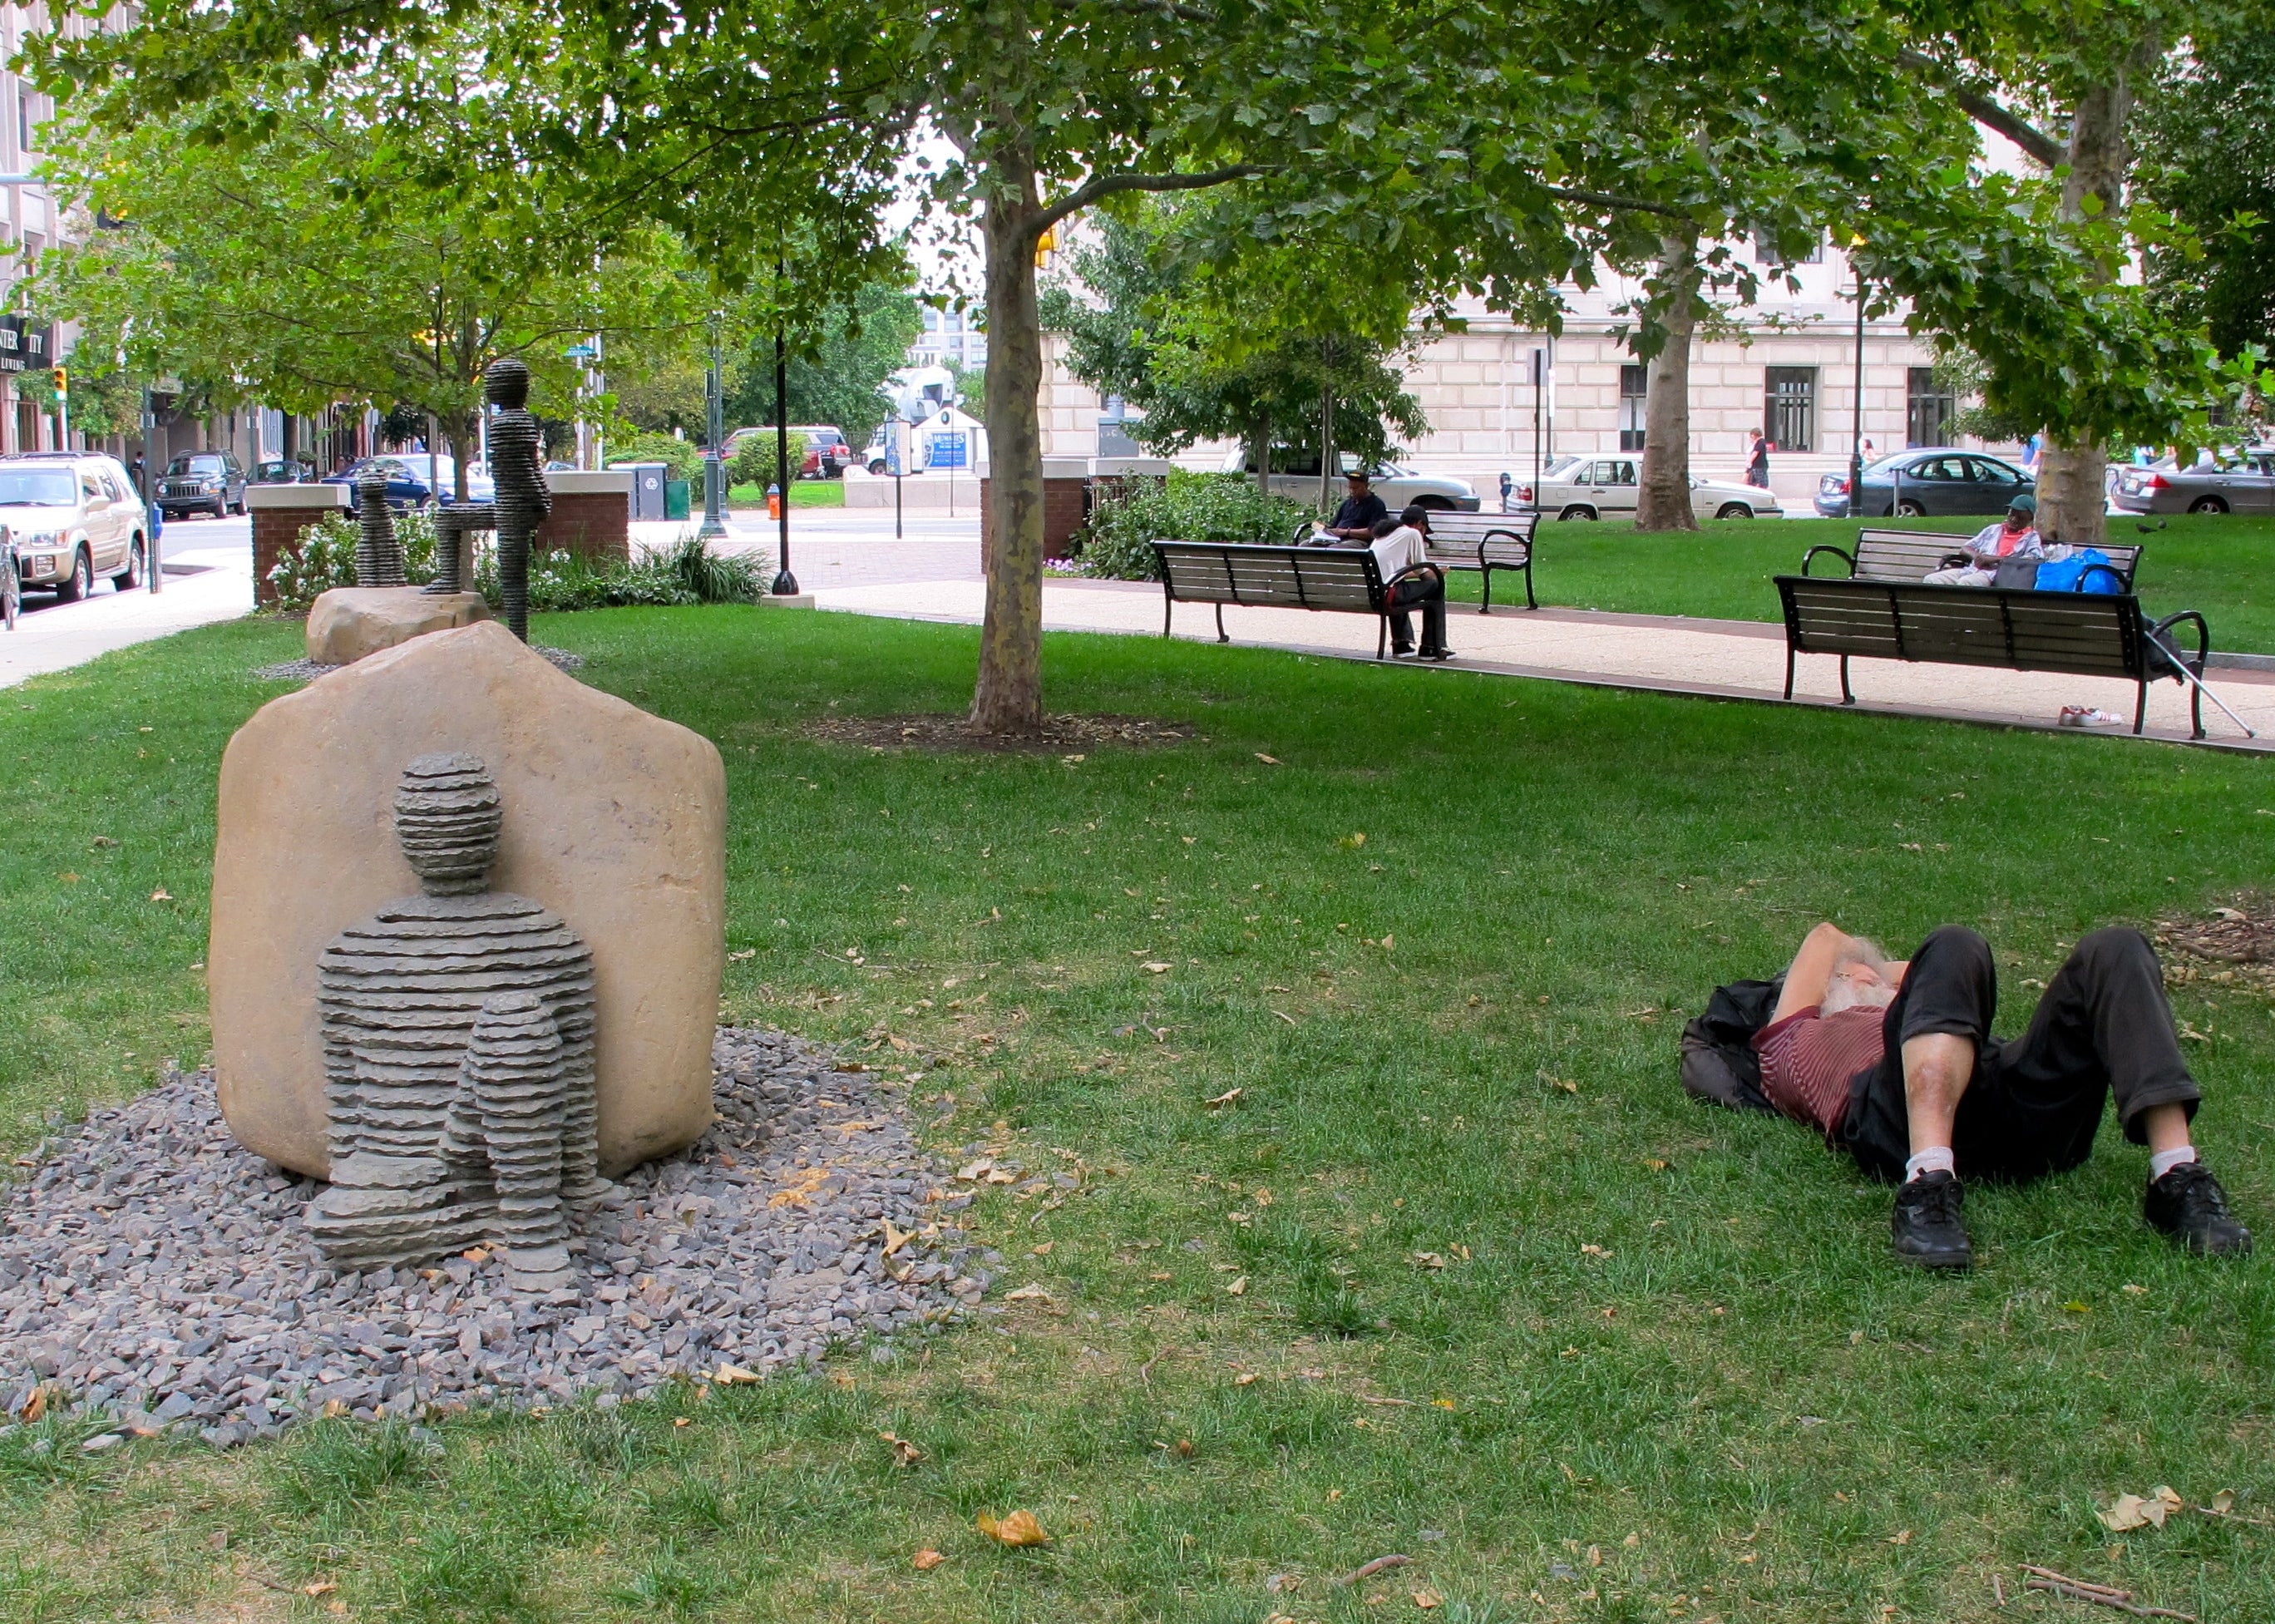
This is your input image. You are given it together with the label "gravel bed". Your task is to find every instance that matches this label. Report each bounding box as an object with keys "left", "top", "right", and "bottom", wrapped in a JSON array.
[
  {"left": 256, "top": 646, "right": 585, "bottom": 684},
  {"left": 0, "top": 1028, "right": 994, "bottom": 1449}
]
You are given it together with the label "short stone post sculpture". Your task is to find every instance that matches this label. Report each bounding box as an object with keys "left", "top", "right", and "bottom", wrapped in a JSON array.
[
  {"left": 427, "top": 502, "right": 495, "bottom": 598},
  {"left": 308, "top": 751, "right": 607, "bottom": 1292},
  {"left": 486, "top": 358, "right": 550, "bottom": 641},
  {"left": 355, "top": 469, "right": 407, "bottom": 586}
]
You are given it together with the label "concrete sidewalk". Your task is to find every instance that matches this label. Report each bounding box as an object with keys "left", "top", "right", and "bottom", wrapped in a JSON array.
[
  {"left": 2, "top": 533, "right": 257, "bottom": 690},
  {"left": 807, "top": 572, "right": 2275, "bottom": 752}
]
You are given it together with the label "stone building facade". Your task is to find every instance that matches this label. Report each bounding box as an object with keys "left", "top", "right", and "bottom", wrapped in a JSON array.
[{"left": 1036, "top": 241, "right": 2016, "bottom": 509}]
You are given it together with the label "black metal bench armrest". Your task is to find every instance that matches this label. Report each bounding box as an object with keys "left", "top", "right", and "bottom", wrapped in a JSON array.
[
  {"left": 2146, "top": 608, "right": 2210, "bottom": 679},
  {"left": 1801, "top": 545, "right": 1856, "bottom": 578}
]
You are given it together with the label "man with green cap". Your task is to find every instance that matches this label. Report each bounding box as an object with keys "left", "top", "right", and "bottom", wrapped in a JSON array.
[{"left": 1924, "top": 491, "right": 2042, "bottom": 586}]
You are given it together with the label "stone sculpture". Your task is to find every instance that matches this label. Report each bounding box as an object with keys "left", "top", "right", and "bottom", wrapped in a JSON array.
[
  {"left": 354, "top": 469, "right": 407, "bottom": 587},
  {"left": 486, "top": 358, "right": 550, "bottom": 641},
  {"left": 427, "top": 501, "right": 495, "bottom": 598},
  {"left": 308, "top": 750, "right": 608, "bottom": 1292}
]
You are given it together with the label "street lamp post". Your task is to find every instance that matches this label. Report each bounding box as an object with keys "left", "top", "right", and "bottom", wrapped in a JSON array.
[
  {"left": 1850, "top": 278, "right": 1868, "bottom": 513},
  {"left": 771, "top": 321, "right": 797, "bottom": 595},
  {"left": 698, "top": 311, "right": 727, "bottom": 541}
]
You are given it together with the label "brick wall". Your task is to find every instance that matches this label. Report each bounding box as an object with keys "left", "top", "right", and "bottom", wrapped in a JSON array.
[
  {"left": 535, "top": 491, "right": 629, "bottom": 565},
  {"left": 245, "top": 488, "right": 350, "bottom": 608},
  {"left": 978, "top": 475, "right": 1088, "bottom": 575}
]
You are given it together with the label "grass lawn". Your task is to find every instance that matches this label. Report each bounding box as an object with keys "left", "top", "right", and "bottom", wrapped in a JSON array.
[
  {"left": 728, "top": 478, "right": 846, "bottom": 510},
  {"left": 4, "top": 607, "right": 2274, "bottom": 1622},
  {"left": 1445, "top": 511, "right": 2275, "bottom": 654}
]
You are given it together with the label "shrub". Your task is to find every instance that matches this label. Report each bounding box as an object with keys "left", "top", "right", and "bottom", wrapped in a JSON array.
[
  {"left": 1078, "top": 470, "right": 1312, "bottom": 581},
  {"left": 608, "top": 430, "right": 703, "bottom": 485},
  {"left": 266, "top": 508, "right": 439, "bottom": 611},
  {"left": 728, "top": 430, "right": 806, "bottom": 489},
  {"left": 473, "top": 535, "right": 762, "bottom": 615}
]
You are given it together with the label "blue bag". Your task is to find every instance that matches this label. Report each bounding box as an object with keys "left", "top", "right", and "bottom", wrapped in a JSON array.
[{"left": 2033, "top": 548, "right": 2121, "bottom": 594}]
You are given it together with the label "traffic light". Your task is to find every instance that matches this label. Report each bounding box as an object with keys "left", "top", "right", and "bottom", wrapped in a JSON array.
[{"left": 50, "top": 366, "right": 65, "bottom": 397}]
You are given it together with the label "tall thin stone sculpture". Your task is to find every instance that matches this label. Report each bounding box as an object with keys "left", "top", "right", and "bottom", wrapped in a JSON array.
[
  {"left": 486, "top": 358, "right": 550, "bottom": 640},
  {"left": 308, "top": 751, "right": 607, "bottom": 1292},
  {"left": 355, "top": 468, "right": 407, "bottom": 586}
]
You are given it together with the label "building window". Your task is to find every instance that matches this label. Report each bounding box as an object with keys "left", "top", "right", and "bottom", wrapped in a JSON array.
[
  {"left": 1764, "top": 368, "right": 1816, "bottom": 452},
  {"left": 1617, "top": 364, "right": 1647, "bottom": 452},
  {"left": 1907, "top": 367, "right": 1956, "bottom": 447}
]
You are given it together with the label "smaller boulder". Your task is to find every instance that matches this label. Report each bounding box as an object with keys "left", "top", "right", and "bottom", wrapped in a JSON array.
[{"left": 306, "top": 587, "right": 491, "bottom": 666}]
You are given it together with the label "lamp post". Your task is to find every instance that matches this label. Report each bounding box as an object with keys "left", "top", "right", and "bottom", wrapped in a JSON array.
[
  {"left": 1848, "top": 233, "right": 1869, "bottom": 519},
  {"left": 770, "top": 259, "right": 797, "bottom": 595},
  {"left": 698, "top": 310, "right": 727, "bottom": 541}
]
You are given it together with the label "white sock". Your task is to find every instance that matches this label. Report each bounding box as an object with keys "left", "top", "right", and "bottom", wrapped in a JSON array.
[
  {"left": 1904, "top": 1147, "right": 1957, "bottom": 1184},
  {"left": 2150, "top": 1146, "right": 2199, "bottom": 1182}
]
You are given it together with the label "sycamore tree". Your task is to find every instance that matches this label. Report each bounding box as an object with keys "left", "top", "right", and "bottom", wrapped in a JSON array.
[
  {"left": 1039, "top": 200, "right": 1429, "bottom": 506},
  {"left": 32, "top": 52, "right": 712, "bottom": 499}
]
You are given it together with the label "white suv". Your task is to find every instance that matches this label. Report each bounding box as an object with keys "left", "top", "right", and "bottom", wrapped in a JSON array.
[
  {"left": 1216, "top": 447, "right": 1481, "bottom": 511},
  {"left": 0, "top": 453, "right": 152, "bottom": 600}
]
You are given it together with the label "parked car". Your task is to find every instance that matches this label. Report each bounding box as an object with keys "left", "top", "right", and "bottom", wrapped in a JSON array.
[
  {"left": 0, "top": 452, "right": 151, "bottom": 600},
  {"left": 1216, "top": 447, "right": 1482, "bottom": 512},
  {"left": 155, "top": 448, "right": 249, "bottom": 520},
  {"left": 2111, "top": 448, "right": 2275, "bottom": 516},
  {"left": 729, "top": 426, "right": 850, "bottom": 479},
  {"left": 1814, "top": 448, "right": 2035, "bottom": 518},
  {"left": 320, "top": 456, "right": 436, "bottom": 511},
  {"left": 1512, "top": 454, "right": 1784, "bottom": 521},
  {"left": 250, "top": 458, "right": 316, "bottom": 485},
  {"left": 2, "top": 534, "right": 17, "bottom": 630}
]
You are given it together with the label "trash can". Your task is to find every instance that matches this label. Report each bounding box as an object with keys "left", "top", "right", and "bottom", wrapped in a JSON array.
[
  {"left": 664, "top": 479, "right": 691, "bottom": 521},
  {"left": 609, "top": 461, "right": 669, "bottom": 521}
]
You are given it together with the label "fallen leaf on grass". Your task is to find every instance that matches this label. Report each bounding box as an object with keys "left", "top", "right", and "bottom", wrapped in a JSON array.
[
  {"left": 1539, "top": 1069, "right": 1577, "bottom": 1093},
  {"left": 1579, "top": 1244, "right": 1612, "bottom": 1258},
  {"left": 21, "top": 1386, "right": 47, "bottom": 1422},
  {"left": 1203, "top": 1088, "right": 1243, "bottom": 1108},
  {"left": 2206, "top": 1490, "right": 2235, "bottom": 1516},
  {"left": 302, "top": 1582, "right": 338, "bottom": 1597},
  {"left": 713, "top": 1363, "right": 763, "bottom": 1385},
  {"left": 976, "top": 1509, "right": 1049, "bottom": 1547},
  {"left": 89, "top": 835, "right": 117, "bottom": 849},
  {"left": 726, "top": 948, "right": 757, "bottom": 961},
  {"left": 1030, "top": 1241, "right": 1054, "bottom": 1256},
  {"left": 321, "top": 1399, "right": 350, "bottom": 1419},
  {"left": 1338, "top": 832, "right": 1366, "bottom": 850},
  {"left": 1265, "top": 1572, "right": 1301, "bottom": 1593},
  {"left": 912, "top": 1549, "right": 946, "bottom": 1571},
  {"left": 1411, "top": 1251, "right": 1447, "bottom": 1270},
  {"left": 1235, "top": 1372, "right": 1259, "bottom": 1385},
  {"left": 878, "top": 1430, "right": 924, "bottom": 1466},
  {"left": 882, "top": 1222, "right": 915, "bottom": 1257},
  {"left": 1256, "top": 753, "right": 1281, "bottom": 764},
  {"left": 2098, "top": 1486, "right": 2184, "bottom": 1531},
  {"left": 1413, "top": 1589, "right": 1443, "bottom": 1609},
  {"left": 1642, "top": 1158, "right": 1670, "bottom": 1172},
  {"left": 1004, "top": 1283, "right": 1054, "bottom": 1302},
  {"left": 1226, "top": 1276, "right": 1247, "bottom": 1296},
  {"left": 1141, "top": 962, "right": 1172, "bottom": 974},
  {"left": 1888, "top": 1529, "right": 1912, "bottom": 1546}
]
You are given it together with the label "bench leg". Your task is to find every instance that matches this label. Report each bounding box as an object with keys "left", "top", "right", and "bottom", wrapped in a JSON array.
[
  {"left": 1480, "top": 568, "right": 1493, "bottom": 615},
  {"left": 2191, "top": 679, "right": 2204, "bottom": 740},
  {"left": 1162, "top": 590, "right": 1172, "bottom": 638},
  {"left": 1215, "top": 603, "right": 1228, "bottom": 644},
  {"left": 2134, "top": 679, "right": 2147, "bottom": 735},
  {"left": 1377, "top": 616, "right": 1388, "bottom": 660},
  {"left": 1523, "top": 563, "right": 1537, "bottom": 611},
  {"left": 1784, "top": 644, "right": 1796, "bottom": 701},
  {"left": 1839, "top": 654, "right": 1854, "bottom": 706}
]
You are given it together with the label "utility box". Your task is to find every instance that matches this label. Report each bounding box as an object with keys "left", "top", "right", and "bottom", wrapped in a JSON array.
[
  {"left": 664, "top": 479, "right": 691, "bottom": 521},
  {"left": 610, "top": 461, "right": 670, "bottom": 521}
]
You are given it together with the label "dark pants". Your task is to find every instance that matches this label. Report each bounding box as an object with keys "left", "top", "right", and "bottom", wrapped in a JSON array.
[
  {"left": 1389, "top": 571, "right": 1447, "bottom": 653},
  {"left": 1839, "top": 927, "right": 2201, "bottom": 1183}
]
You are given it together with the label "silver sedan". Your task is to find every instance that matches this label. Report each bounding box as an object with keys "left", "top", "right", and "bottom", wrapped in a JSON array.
[{"left": 2111, "top": 450, "right": 2275, "bottom": 516}]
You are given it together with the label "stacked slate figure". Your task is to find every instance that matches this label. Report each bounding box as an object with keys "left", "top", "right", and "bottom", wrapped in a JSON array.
[
  {"left": 355, "top": 468, "right": 408, "bottom": 586},
  {"left": 308, "top": 751, "right": 609, "bottom": 1294},
  {"left": 485, "top": 358, "right": 550, "bottom": 640}
]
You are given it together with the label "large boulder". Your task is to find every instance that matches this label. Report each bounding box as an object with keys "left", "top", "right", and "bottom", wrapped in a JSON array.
[
  {"left": 306, "top": 586, "right": 491, "bottom": 666},
  {"left": 211, "top": 619, "right": 724, "bottom": 1179}
]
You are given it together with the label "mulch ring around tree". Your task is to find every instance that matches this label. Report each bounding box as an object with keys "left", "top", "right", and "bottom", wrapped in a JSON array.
[
  {"left": 801, "top": 712, "right": 1200, "bottom": 755},
  {"left": 2154, "top": 895, "right": 2275, "bottom": 994}
]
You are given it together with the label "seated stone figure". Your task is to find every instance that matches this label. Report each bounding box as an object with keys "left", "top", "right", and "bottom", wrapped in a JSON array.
[{"left": 308, "top": 751, "right": 609, "bottom": 1291}]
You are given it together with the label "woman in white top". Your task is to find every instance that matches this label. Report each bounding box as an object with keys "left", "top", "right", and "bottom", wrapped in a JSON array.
[{"left": 1369, "top": 506, "right": 1452, "bottom": 659}]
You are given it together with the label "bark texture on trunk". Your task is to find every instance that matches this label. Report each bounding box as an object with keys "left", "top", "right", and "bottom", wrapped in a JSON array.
[
  {"left": 2036, "top": 32, "right": 2159, "bottom": 548},
  {"left": 969, "top": 151, "right": 1047, "bottom": 735},
  {"left": 1251, "top": 409, "right": 1270, "bottom": 505},
  {"left": 1633, "top": 232, "right": 1701, "bottom": 533}
]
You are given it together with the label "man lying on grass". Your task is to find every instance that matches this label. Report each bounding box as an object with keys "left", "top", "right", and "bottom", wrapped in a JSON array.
[{"left": 1758, "top": 922, "right": 2252, "bottom": 1269}]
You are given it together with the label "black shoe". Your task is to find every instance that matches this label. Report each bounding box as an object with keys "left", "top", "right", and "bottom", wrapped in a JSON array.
[
  {"left": 2144, "top": 1161, "right": 2253, "bottom": 1256},
  {"left": 1892, "top": 1170, "right": 1973, "bottom": 1269},
  {"left": 1391, "top": 642, "right": 1415, "bottom": 657},
  {"left": 1419, "top": 646, "right": 1455, "bottom": 661}
]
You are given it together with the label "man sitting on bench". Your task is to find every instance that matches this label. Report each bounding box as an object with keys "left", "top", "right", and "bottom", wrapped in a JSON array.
[
  {"left": 1755, "top": 921, "right": 2250, "bottom": 1268},
  {"left": 1923, "top": 492, "right": 2044, "bottom": 586},
  {"left": 1370, "top": 508, "right": 1453, "bottom": 661}
]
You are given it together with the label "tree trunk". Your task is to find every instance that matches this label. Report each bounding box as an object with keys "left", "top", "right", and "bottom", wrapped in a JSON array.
[
  {"left": 2036, "top": 31, "right": 2159, "bottom": 547},
  {"left": 1251, "top": 407, "right": 1270, "bottom": 505},
  {"left": 1633, "top": 230, "right": 1702, "bottom": 532},
  {"left": 1316, "top": 379, "right": 1333, "bottom": 513},
  {"left": 970, "top": 151, "right": 1047, "bottom": 736}
]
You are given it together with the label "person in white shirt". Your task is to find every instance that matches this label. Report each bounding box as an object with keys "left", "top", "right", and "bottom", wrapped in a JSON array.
[
  {"left": 1923, "top": 493, "right": 2047, "bottom": 586},
  {"left": 1369, "top": 506, "right": 1451, "bottom": 659}
]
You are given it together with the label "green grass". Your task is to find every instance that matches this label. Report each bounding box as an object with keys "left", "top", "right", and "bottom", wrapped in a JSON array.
[
  {"left": 1448, "top": 511, "right": 2275, "bottom": 652},
  {"left": 4, "top": 606, "right": 2274, "bottom": 1622},
  {"left": 727, "top": 479, "right": 845, "bottom": 510}
]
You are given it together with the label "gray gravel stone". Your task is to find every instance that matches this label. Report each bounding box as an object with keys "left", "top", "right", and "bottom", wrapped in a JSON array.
[
  {"left": 0, "top": 1028, "right": 979, "bottom": 1443},
  {"left": 255, "top": 646, "right": 585, "bottom": 684}
]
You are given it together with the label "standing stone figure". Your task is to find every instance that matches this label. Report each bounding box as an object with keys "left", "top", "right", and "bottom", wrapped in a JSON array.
[
  {"left": 355, "top": 468, "right": 407, "bottom": 586},
  {"left": 486, "top": 358, "right": 550, "bottom": 640},
  {"left": 308, "top": 752, "right": 608, "bottom": 1292}
]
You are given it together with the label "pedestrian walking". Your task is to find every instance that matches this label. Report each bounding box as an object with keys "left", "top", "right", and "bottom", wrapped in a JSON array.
[{"left": 1745, "top": 428, "right": 1771, "bottom": 489}]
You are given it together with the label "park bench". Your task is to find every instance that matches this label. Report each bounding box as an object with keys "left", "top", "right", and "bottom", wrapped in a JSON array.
[
  {"left": 1152, "top": 540, "right": 1409, "bottom": 658},
  {"left": 1804, "top": 527, "right": 2144, "bottom": 589},
  {"left": 1774, "top": 572, "right": 2212, "bottom": 738},
  {"left": 1290, "top": 511, "right": 1542, "bottom": 610}
]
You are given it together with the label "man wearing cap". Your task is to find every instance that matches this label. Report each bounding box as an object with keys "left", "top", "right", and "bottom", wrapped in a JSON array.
[
  {"left": 1924, "top": 491, "right": 2042, "bottom": 586},
  {"left": 1322, "top": 467, "right": 1389, "bottom": 543}
]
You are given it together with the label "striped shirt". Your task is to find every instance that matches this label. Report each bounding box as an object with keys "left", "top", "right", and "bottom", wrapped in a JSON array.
[{"left": 1752, "top": 1006, "right": 1887, "bottom": 1137}]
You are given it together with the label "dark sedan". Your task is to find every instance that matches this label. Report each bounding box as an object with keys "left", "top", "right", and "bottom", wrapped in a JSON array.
[
  {"left": 1814, "top": 450, "right": 2036, "bottom": 519},
  {"left": 251, "top": 458, "right": 316, "bottom": 485},
  {"left": 320, "top": 456, "right": 433, "bottom": 511}
]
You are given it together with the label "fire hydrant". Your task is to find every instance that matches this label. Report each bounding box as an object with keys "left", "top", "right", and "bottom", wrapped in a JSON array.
[{"left": 766, "top": 482, "right": 782, "bottom": 521}]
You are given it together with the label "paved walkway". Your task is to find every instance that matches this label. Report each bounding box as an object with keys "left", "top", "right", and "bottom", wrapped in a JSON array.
[{"left": 0, "top": 523, "right": 258, "bottom": 690}]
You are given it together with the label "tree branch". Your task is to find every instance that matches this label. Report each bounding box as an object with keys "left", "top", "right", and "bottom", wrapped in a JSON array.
[
  {"left": 1897, "top": 52, "right": 2065, "bottom": 168},
  {"left": 1034, "top": 163, "right": 1276, "bottom": 234},
  {"left": 1049, "top": 0, "right": 1216, "bottom": 22},
  {"left": 1542, "top": 185, "right": 1694, "bottom": 220}
]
